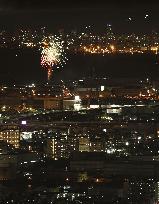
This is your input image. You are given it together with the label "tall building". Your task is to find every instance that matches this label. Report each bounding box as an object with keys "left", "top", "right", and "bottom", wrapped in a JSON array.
[
  {"left": 46, "top": 133, "right": 78, "bottom": 159},
  {"left": 78, "top": 137, "right": 90, "bottom": 152},
  {"left": 106, "top": 24, "right": 115, "bottom": 42}
]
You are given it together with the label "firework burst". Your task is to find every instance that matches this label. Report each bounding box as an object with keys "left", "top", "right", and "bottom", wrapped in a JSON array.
[{"left": 40, "top": 35, "right": 67, "bottom": 81}]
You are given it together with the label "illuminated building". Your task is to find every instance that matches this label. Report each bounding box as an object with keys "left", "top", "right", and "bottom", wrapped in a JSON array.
[
  {"left": 74, "top": 87, "right": 111, "bottom": 100},
  {"left": 46, "top": 133, "right": 78, "bottom": 159},
  {"left": 78, "top": 137, "right": 90, "bottom": 152},
  {"left": 90, "top": 137, "right": 105, "bottom": 152},
  {"left": 0, "top": 129, "right": 20, "bottom": 148},
  {"left": 62, "top": 97, "right": 82, "bottom": 111}
]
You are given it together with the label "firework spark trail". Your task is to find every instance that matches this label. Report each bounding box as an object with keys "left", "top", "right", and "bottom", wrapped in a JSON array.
[{"left": 40, "top": 35, "right": 67, "bottom": 81}]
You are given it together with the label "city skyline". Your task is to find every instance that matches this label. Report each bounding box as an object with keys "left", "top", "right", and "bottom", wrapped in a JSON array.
[
  {"left": 0, "top": 1, "right": 159, "bottom": 84},
  {"left": 1, "top": 2, "right": 159, "bottom": 203}
]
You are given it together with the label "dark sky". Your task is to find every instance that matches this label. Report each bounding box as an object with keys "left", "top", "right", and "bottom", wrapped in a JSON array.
[
  {"left": 0, "top": 0, "right": 158, "bottom": 9},
  {"left": 0, "top": 1, "right": 159, "bottom": 32}
]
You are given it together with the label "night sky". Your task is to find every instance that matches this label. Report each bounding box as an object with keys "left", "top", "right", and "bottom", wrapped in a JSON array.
[
  {"left": 0, "top": 1, "right": 159, "bottom": 32},
  {"left": 0, "top": 1, "right": 159, "bottom": 84}
]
